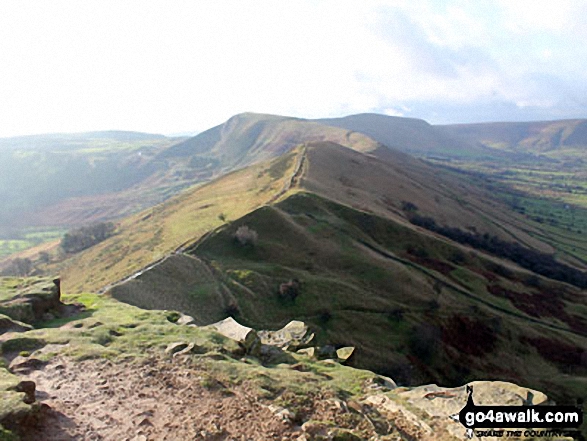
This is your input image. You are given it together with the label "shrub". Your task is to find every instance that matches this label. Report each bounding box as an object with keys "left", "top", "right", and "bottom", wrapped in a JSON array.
[
  {"left": 401, "top": 201, "right": 418, "bottom": 213},
  {"left": 61, "top": 222, "right": 115, "bottom": 254},
  {"left": 234, "top": 225, "right": 258, "bottom": 246},
  {"left": 2, "top": 258, "right": 33, "bottom": 276},
  {"left": 278, "top": 279, "right": 300, "bottom": 301}
]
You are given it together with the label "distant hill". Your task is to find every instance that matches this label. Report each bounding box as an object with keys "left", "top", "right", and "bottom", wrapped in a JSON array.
[
  {"left": 0, "top": 115, "right": 381, "bottom": 232},
  {"left": 439, "top": 119, "right": 587, "bottom": 155},
  {"left": 316, "top": 113, "right": 494, "bottom": 159}
]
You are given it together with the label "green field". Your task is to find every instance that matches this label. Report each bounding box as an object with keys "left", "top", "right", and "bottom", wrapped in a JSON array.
[
  {"left": 0, "top": 228, "right": 65, "bottom": 259},
  {"left": 427, "top": 157, "right": 587, "bottom": 265}
]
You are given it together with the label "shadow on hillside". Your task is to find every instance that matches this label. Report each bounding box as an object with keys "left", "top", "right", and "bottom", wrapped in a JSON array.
[{"left": 37, "top": 308, "right": 96, "bottom": 329}]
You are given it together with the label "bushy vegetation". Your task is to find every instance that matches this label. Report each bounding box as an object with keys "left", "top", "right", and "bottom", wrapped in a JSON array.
[
  {"left": 409, "top": 214, "right": 587, "bottom": 288},
  {"left": 0, "top": 258, "right": 33, "bottom": 277},
  {"left": 61, "top": 222, "right": 116, "bottom": 254},
  {"left": 234, "top": 225, "right": 258, "bottom": 246}
]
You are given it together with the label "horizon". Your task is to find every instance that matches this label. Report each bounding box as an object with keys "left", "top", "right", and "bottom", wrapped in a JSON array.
[
  {"left": 1, "top": 111, "right": 586, "bottom": 140},
  {"left": 1, "top": 1, "right": 587, "bottom": 137}
]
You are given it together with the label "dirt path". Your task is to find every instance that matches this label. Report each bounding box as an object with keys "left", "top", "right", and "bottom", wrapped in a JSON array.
[{"left": 21, "top": 356, "right": 302, "bottom": 441}]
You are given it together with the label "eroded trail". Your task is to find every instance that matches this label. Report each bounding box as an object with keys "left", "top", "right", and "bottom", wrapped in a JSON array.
[{"left": 23, "top": 356, "right": 299, "bottom": 441}]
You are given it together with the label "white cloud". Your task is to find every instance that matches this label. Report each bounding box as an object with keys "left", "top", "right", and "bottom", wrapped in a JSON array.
[{"left": 0, "top": 0, "right": 585, "bottom": 137}]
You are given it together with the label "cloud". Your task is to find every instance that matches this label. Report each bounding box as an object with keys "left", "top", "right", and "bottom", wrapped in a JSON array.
[{"left": 0, "top": 0, "right": 585, "bottom": 136}]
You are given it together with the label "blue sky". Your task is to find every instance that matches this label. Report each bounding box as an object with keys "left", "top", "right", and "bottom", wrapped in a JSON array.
[{"left": 0, "top": 0, "right": 586, "bottom": 137}]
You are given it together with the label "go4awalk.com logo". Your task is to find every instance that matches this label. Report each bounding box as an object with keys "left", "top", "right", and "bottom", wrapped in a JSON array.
[{"left": 450, "top": 386, "right": 583, "bottom": 439}]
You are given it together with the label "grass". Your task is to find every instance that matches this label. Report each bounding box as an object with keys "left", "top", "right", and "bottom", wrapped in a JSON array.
[
  {"left": 53, "top": 146, "right": 305, "bottom": 293},
  {"left": 0, "top": 278, "right": 399, "bottom": 440},
  {"left": 0, "top": 228, "right": 65, "bottom": 260},
  {"left": 185, "top": 191, "right": 587, "bottom": 404}
]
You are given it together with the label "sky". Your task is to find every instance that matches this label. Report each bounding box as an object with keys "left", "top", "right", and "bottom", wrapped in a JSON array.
[{"left": 1, "top": 0, "right": 586, "bottom": 137}]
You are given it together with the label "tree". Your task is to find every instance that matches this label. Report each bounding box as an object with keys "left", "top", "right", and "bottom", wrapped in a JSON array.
[
  {"left": 234, "top": 225, "right": 258, "bottom": 246},
  {"left": 61, "top": 222, "right": 116, "bottom": 254}
]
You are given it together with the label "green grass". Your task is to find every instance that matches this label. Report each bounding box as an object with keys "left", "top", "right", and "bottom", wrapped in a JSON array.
[
  {"left": 184, "top": 192, "right": 587, "bottom": 400},
  {"left": 0, "top": 228, "right": 65, "bottom": 259}
]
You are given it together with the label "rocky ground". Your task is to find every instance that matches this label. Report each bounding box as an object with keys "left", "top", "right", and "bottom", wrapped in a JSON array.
[{"left": 0, "top": 278, "right": 582, "bottom": 440}]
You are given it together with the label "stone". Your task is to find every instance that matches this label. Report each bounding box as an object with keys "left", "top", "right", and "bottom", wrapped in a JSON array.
[
  {"left": 209, "top": 317, "right": 260, "bottom": 355},
  {"left": 176, "top": 314, "right": 197, "bottom": 326},
  {"left": 9, "top": 380, "right": 36, "bottom": 404},
  {"left": 172, "top": 342, "right": 195, "bottom": 357},
  {"left": 165, "top": 342, "right": 189, "bottom": 355},
  {"left": 0, "top": 314, "right": 33, "bottom": 335},
  {"left": 9, "top": 356, "right": 46, "bottom": 374},
  {"left": 258, "top": 320, "right": 314, "bottom": 351},
  {"left": 268, "top": 405, "right": 295, "bottom": 423},
  {"left": 336, "top": 346, "right": 355, "bottom": 362},
  {"left": 296, "top": 347, "right": 315, "bottom": 358}
]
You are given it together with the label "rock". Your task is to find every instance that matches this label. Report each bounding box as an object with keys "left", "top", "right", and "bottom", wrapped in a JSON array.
[
  {"left": 176, "top": 313, "right": 197, "bottom": 326},
  {"left": 365, "top": 375, "right": 397, "bottom": 391},
  {"left": 365, "top": 380, "right": 550, "bottom": 441},
  {"left": 209, "top": 317, "right": 260, "bottom": 355},
  {"left": 336, "top": 346, "right": 355, "bottom": 362},
  {"left": 9, "top": 380, "right": 36, "bottom": 404},
  {"left": 0, "top": 278, "right": 63, "bottom": 324},
  {"left": 165, "top": 342, "right": 189, "bottom": 355},
  {"left": 9, "top": 356, "right": 46, "bottom": 374},
  {"left": 0, "top": 313, "right": 33, "bottom": 335},
  {"left": 268, "top": 404, "right": 296, "bottom": 423},
  {"left": 259, "top": 320, "right": 314, "bottom": 351},
  {"left": 296, "top": 347, "right": 315, "bottom": 358},
  {"left": 173, "top": 342, "right": 195, "bottom": 357}
]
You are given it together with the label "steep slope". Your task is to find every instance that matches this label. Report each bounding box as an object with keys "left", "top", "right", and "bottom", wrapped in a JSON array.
[
  {"left": 0, "top": 114, "right": 381, "bottom": 245},
  {"left": 52, "top": 148, "right": 305, "bottom": 293},
  {"left": 300, "top": 142, "right": 551, "bottom": 252}
]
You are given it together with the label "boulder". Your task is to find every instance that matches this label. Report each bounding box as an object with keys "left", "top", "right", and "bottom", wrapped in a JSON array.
[
  {"left": 209, "top": 317, "right": 260, "bottom": 355},
  {"left": 176, "top": 313, "right": 197, "bottom": 326},
  {"left": 336, "top": 346, "right": 355, "bottom": 363},
  {"left": 296, "top": 347, "right": 316, "bottom": 358},
  {"left": 259, "top": 320, "right": 314, "bottom": 351},
  {"left": 9, "top": 380, "right": 36, "bottom": 404},
  {"left": 0, "top": 313, "right": 33, "bottom": 335},
  {"left": 0, "top": 278, "right": 63, "bottom": 324},
  {"left": 365, "top": 380, "right": 550, "bottom": 440}
]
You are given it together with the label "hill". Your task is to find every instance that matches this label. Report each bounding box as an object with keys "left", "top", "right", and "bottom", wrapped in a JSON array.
[
  {"left": 316, "top": 113, "right": 496, "bottom": 159},
  {"left": 0, "top": 131, "right": 180, "bottom": 232},
  {"left": 0, "top": 115, "right": 380, "bottom": 241},
  {"left": 440, "top": 119, "right": 587, "bottom": 157},
  {"left": 98, "top": 142, "right": 587, "bottom": 409}
]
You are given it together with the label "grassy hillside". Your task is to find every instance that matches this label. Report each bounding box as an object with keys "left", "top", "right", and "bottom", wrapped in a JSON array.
[
  {"left": 114, "top": 191, "right": 586, "bottom": 405},
  {"left": 0, "top": 115, "right": 380, "bottom": 259},
  {"left": 49, "top": 147, "right": 305, "bottom": 294},
  {"left": 103, "top": 142, "right": 586, "bottom": 408},
  {"left": 440, "top": 119, "right": 587, "bottom": 156}
]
